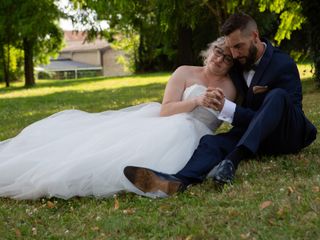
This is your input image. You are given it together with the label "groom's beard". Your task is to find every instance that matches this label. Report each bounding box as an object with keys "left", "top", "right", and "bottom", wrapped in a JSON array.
[{"left": 238, "top": 42, "right": 258, "bottom": 71}]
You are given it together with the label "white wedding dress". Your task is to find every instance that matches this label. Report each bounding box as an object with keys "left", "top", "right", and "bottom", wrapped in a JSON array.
[{"left": 0, "top": 84, "right": 222, "bottom": 199}]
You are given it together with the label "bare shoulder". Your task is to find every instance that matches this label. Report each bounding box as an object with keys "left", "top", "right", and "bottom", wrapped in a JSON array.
[
  {"left": 174, "top": 65, "right": 200, "bottom": 75},
  {"left": 171, "top": 65, "right": 203, "bottom": 86}
]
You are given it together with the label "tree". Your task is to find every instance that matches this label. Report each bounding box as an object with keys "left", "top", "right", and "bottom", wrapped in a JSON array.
[
  {"left": 16, "top": 0, "right": 64, "bottom": 87},
  {"left": 72, "top": 0, "right": 170, "bottom": 72},
  {"left": 0, "top": 0, "right": 19, "bottom": 87},
  {"left": 257, "top": 0, "right": 305, "bottom": 45},
  {"left": 0, "top": 44, "right": 10, "bottom": 87},
  {"left": 300, "top": 0, "right": 320, "bottom": 86},
  {"left": 257, "top": 0, "right": 320, "bottom": 85},
  {"left": 0, "top": 0, "right": 64, "bottom": 87},
  {"left": 72, "top": 0, "right": 308, "bottom": 73},
  {"left": 72, "top": 0, "right": 222, "bottom": 70},
  {"left": 0, "top": 45, "right": 24, "bottom": 86}
]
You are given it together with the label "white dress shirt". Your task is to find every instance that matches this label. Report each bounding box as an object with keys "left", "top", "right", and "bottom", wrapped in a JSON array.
[{"left": 217, "top": 42, "right": 267, "bottom": 124}]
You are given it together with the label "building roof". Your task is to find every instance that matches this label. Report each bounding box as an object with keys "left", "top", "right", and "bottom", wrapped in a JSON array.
[
  {"left": 62, "top": 31, "right": 110, "bottom": 52},
  {"left": 39, "top": 59, "right": 102, "bottom": 72}
]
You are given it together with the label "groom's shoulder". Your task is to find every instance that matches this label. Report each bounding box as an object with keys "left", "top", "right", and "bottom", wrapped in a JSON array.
[
  {"left": 265, "top": 39, "right": 296, "bottom": 65},
  {"left": 264, "top": 40, "right": 299, "bottom": 77}
]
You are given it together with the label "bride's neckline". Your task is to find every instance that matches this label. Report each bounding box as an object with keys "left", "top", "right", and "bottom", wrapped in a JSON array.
[{"left": 185, "top": 84, "right": 207, "bottom": 91}]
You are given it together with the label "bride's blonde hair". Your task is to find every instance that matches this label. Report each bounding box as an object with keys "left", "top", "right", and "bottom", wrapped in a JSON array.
[{"left": 200, "top": 37, "right": 227, "bottom": 66}]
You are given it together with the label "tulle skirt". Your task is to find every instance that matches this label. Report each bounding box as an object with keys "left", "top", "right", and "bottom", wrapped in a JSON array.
[{"left": 0, "top": 103, "right": 213, "bottom": 199}]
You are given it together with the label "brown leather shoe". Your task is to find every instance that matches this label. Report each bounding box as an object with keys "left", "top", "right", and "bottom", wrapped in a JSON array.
[{"left": 124, "top": 166, "right": 185, "bottom": 198}]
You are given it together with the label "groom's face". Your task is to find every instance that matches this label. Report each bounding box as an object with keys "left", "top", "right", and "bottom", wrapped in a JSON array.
[{"left": 225, "top": 29, "right": 258, "bottom": 70}]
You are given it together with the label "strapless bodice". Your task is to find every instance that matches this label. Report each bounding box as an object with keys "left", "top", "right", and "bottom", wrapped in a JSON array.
[{"left": 182, "top": 84, "right": 222, "bottom": 131}]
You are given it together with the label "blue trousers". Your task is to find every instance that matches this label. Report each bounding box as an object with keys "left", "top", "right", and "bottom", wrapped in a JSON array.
[{"left": 175, "top": 89, "right": 317, "bottom": 184}]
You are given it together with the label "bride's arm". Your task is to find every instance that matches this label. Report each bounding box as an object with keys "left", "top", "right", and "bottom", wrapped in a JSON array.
[{"left": 160, "top": 66, "right": 203, "bottom": 117}]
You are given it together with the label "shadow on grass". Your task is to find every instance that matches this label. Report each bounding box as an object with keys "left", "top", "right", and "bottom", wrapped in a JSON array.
[{"left": 301, "top": 77, "right": 319, "bottom": 94}]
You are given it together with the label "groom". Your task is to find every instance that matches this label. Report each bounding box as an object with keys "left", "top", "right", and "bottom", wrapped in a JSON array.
[{"left": 124, "top": 12, "right": 317, "bottom": 197}]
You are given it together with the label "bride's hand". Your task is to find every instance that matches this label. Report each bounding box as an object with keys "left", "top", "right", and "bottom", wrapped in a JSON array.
[
  {"left": 203, "top": 87, "right": 225, "bottom": 111},
  {"left": 195, "top": 94, "right": 207, "bottom": 107}
]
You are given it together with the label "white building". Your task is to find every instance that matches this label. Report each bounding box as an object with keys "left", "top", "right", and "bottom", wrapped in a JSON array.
[{"left": 39, "top": 31, "right": 128, "bottom": 79}]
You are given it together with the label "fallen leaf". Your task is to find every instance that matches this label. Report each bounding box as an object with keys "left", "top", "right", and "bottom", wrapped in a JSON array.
[
  {"left": 114, "top": 196, "right": 119, "bottom": 210},
  {"left": 260, "top": 200, "right": 272, "bottom": 210},
  {"left": 15, "top": 229, "right": 21, "bottom": 238},
  {"left": 123, "top": 208, "right": 135, "bottom": 215},
  {"left": 240, "top": 232, "right": 251, "bottom": 239},
  {"left": 297, "top": 195, "right": 301, "bottom": 203},
  {"left": 228, "top": 209, "right": 240, "bottom": 217},
  {"left": 91, "top": 226, "right": 100, "bottom": 231},
  {"left": 268, "top": 219, "right": 276, "bottom": 226},
  {"left": 47, "top": 201, "right": 55, "bottom": 209},
  {"left": 32, "top": 227, "right": 37, "bottom": 236},
  {"left": 312, "top": 186, "right": 319, "bottom": 193},
  {"left": 287, "top": 186, "right": 294, "bottom": 195}
]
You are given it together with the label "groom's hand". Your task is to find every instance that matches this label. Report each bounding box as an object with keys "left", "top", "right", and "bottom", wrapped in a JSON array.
[{"left": 204, "top": 87, "right": 225, "bottom": 111}]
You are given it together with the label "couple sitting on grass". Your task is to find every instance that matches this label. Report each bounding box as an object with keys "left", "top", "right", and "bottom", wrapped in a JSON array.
[{"left": 0, "top": 12, "right": 316, "bottom": 200}]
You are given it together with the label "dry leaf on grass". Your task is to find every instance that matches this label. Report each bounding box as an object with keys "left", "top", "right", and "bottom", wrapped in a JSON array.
[
  {"left": 47, "top": 201, "right": 55, "bottom": 209},
  {"left": 312, "top": 186, "right": 319, "bottom": 193},
  {"left": 259, "top": 200, "right": 272, "bottom": 210},
  {"left": 32, "top": 227, "right": 37, "bottom": 236},
  {"left": 15, "top": 229, "right": 21, "bottom": 238},
  {"left": 123, "top": 208, "right": 135, "bottom": 215},
  {"left": 277, "top": 207, "right": 285, "bottom": 217},
  {"left": 185, "top": 235, "right": 193, "bottom": 240},
  {"left": 114, "top": 196, "right": 119, "bottom": 210},
  {"left": 268, "top": 219, "right": 276, "bottom": 226},
  {"left": 240, "top": 232, "right": 251, "bottom": 239},
  {"left": 91, "top": 226, "right": 100, "bottom": 231},
  {"left": 287, "top": 186, "right": 294, "bottom": 195}
]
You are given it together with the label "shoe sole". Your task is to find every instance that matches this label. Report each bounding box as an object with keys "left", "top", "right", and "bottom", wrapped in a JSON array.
[{"left": 124, "top": 166, "right": 182, "bottom": 196}]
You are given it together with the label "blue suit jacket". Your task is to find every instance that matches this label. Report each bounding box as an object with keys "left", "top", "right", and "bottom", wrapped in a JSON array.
[{"left": 229, "top": 38, "right": 316, "bottom": 148}]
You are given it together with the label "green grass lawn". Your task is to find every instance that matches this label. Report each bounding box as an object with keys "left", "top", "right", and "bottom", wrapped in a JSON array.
[{"left": 0, "top": 69, "right": 319, "bottom": 239}]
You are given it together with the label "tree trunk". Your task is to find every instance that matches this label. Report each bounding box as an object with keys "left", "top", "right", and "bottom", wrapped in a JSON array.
[
  {"left": 312, "top": 28, "right": 320, "bottom": 87},
  {"left": 5, "top": 44, "right": 10, "bottom": 87},
  {"left": 176, "top": 25, "right": 193, "bottom": 67},
  {"left": 136, "top": 24, "right": 146, "bottom": 73},
  {"left": 136, "top": 33, "right": 144, "bottom": 73},
  {"left": 314, "top": 56, "right": 320, "bottom": 88},
  {"left": 301, "top": 1, "right": 320, "bottom": 87},
  {"left": 1, "top": 44, "right": 10, "bottom": 87},
  {"left": 23, "top": 38, "right": 35, "bottom": 87},
  {"left": 204, "top": 0, "right": 229, "bottom": 30}
]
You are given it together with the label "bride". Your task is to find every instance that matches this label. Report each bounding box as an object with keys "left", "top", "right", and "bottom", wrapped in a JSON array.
[{"left": 0, "top": 37, "right": 236, "bottom": 199}]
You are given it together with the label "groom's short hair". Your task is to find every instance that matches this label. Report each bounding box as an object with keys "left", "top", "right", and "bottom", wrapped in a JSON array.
[{"left": 221, "top": 12, "right": 257, "bottom": 36}]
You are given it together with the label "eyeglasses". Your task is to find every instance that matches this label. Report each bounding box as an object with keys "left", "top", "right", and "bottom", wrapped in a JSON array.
[{"left": 212, "top": 46, "right": 233, "bottom": 65}]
